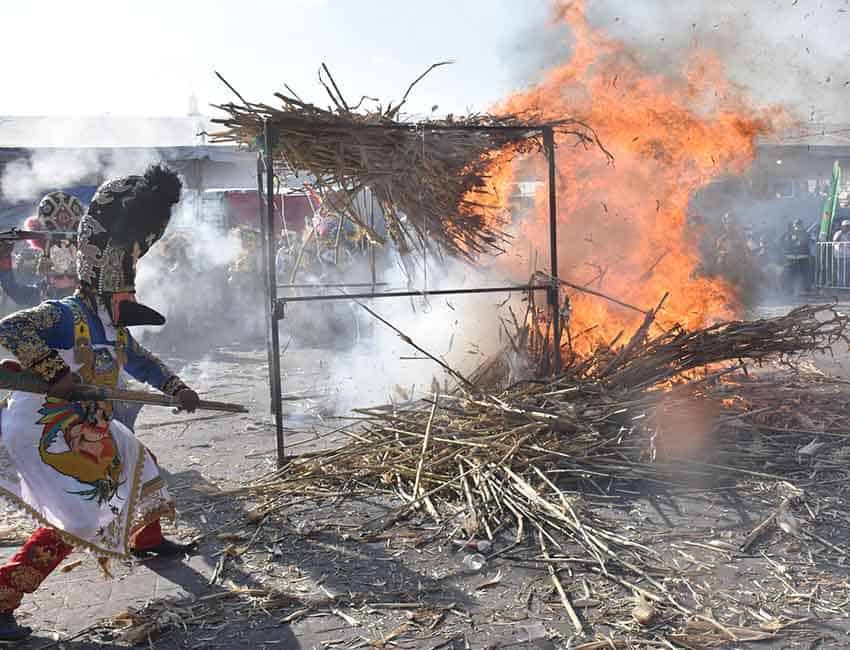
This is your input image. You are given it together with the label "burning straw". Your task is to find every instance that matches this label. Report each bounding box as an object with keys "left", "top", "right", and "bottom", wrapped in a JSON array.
[
  {"left": 242, "top": 303, "right": 850, "bottom": 643},
  {"left": 210, "top": 64, "right": 608, "bottom": 261}
]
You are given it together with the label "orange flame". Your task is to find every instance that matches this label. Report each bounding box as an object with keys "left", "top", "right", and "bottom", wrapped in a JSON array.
[{"left": 488, "top": 1, "right": 785, "bottom": 353}]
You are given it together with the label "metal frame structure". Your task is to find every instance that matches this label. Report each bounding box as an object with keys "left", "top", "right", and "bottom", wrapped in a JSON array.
[{"left": 256, "top": 121, "right": 562, "bottom": 468}]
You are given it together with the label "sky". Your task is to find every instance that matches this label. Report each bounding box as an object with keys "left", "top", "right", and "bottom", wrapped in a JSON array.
[
  {"left": 2, "top": 0, "right": 850, "bottom": 122},
  {"left": 1, "top": 0, "right": 553, "bottom": 117}
]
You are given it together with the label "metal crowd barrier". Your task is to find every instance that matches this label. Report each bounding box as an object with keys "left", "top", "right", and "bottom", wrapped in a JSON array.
[{"left": 816, "top": 241, "right": 850, "bottom": 289}]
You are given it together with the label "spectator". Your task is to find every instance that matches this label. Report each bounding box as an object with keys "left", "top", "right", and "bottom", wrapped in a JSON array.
[
  {"left": 781, "top": 219, "right": 812, "bottom": 295},
  {"left": 275, "top": 232, "right": 296, "bottom": 280}
]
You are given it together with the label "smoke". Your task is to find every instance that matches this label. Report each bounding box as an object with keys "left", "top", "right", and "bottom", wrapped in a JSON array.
[
  {"left": 585, "top": 0, "right": 850, "bottom": 123},
  {"left": 507, "top": 12, "right": 572, "bottom": 88},
  {"left": 0, "top": 118, "right": 532, "bottom": 412},
  {"left": 278, "top": 251, "right": 531, "bottom": 414},
  {"left": 1, "top": 148, "right": 163, "bottom": 203},
  {"left": 0, "top": 134, "right": 260, "bottom": 373},
  {"left": 509, "top": 0, "right": 850, "bottom": 123},
  {"left": 126, "top": 197, "right": 531, "bottom": 415},
  {"left": 134, "top": 210, "right": 252, "bottom": 356},
  {"left": 133, "top": 216, "right": 531, "bottom": 415}
]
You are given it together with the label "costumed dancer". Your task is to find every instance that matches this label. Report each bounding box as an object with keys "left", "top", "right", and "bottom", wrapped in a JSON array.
[
  {"left": 0, "top": 165, "right": 200, "bottom": 641},
  {"left": 0, "top": 191, "right": 84, "bottom": 306}
]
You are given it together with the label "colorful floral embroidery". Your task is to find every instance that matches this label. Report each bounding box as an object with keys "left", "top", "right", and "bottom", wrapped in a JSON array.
[
  {"left": 161, "top": 375, "right": 187, "bottom": 396},
  {"left": 7, "top": 565, "right": 41, "bottom": 592},
  {"left": 37, "top": 399, "right": 123, "bottom": 505},
  {"left": 30, "top": 352, "right": 69, "bottom": 384},
  {"left": 0, "top": 586, "right": 23, "bottom": 612},
  {"left": 0, "top": 291, "right": 177, "bottom": 567},
  {"left": 0, "top": 528, "right": 73, "bottom": 612},
  {"left": 0, "top": 302, "right": 69, "bottom": 382}
]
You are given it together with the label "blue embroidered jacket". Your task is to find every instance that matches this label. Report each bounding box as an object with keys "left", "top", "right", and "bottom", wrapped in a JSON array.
[{"left": 0, "top": 294, "right": 185, "bottom": 394}]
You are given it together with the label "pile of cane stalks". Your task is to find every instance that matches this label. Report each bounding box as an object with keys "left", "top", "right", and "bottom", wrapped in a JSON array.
[
  {"left": 211, "top": 63, "right": 607, "bottom": 261},
  {"left": 244, "top": 304, "right": 850, "bottom": 646}
]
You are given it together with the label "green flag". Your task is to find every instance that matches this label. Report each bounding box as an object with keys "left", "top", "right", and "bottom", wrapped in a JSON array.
[{"left": 819, "top": 161, "right": 842, "bottom": 241}]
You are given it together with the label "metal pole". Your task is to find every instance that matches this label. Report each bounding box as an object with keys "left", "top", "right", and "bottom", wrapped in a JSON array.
[
  {"left": 256, "top": 155, "right": 275, "bottom": 413},
  {"left": 194, "top": 159, "right": 203, "bottom": 227},
  {"left": 369, "top": 191, "right": 377, "bottom": 291},
  {"left": 276, "top": 283, "right": 551, "bottom": 306},
  {"left": 279, "top": 282, "right": 390, "bottom": 289},
  {"left": 543, "top": 127, "right": 561, "bottom": 372},
  {"left": 263, "top": 120, "right": 286, "bottom": 467}
]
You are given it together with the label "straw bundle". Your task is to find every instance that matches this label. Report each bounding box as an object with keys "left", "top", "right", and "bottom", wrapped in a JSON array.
[
  {"left": 211, "top": 65, "right": 606, "bottom": 260},
  {"left": 241, "top": 304, "right": 850, "bottom": 643}
]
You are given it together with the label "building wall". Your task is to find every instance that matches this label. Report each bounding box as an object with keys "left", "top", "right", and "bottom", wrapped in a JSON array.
[{"left": 691, "top": 144, "right": 850, "bottom": 236}]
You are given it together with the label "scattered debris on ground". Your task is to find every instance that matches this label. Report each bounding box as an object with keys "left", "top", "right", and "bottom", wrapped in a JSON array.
[{"left": 224, "top": 304, "right": 850, "bottom": 647}]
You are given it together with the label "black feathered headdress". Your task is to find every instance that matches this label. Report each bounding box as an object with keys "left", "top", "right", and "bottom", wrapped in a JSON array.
[{"left": 77, "top": 164, "right": 182, "bottom": 325}]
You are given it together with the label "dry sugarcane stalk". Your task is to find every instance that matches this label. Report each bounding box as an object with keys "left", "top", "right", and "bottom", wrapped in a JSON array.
[
  {"left": 740, "top": 511, "right": 777, "bottom": 553},
  {"left": 210, "top": 64, "right": 609, "bottom": 262},
  {"left": 539, "top": 529, "right": 584, "bottom": 635},
  {"left": 412, "top": 395, "right": 439, "bottom": 499}
]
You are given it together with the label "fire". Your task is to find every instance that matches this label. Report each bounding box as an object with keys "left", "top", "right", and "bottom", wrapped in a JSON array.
[{"left": 489, "top": 1, "right": 783, "bottom": 353}]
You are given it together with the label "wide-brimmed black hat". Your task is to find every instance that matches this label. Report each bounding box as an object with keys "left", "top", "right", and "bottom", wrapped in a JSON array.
[{"left": 76, "top": 164, "right": 182, "bottom": 325}]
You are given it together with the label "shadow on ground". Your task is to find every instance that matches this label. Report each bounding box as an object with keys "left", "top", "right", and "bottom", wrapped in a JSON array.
[{"left": 12, "top": 462, "right": 476, "bottom": 649}]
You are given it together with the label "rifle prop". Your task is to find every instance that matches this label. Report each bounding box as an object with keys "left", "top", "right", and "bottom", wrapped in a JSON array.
[
  {"left": 0, "top": 228, "right": 78, "bottom": 243},
  {"left": 0, "top": 365, "right": 247, "bottom": 414}
]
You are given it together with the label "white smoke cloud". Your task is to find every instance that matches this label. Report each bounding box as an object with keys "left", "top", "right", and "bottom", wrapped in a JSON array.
[
  {"left": 595, "top": 0, "right": 850, "bottom": 121},
  {"left": 509, "top": 0, "right": 850, "bottom": 122},
  {"left": 1, "top": 148, "right": 165, "bottom": 203},
  {"left": 133, "top": 206, "right": 249, "bottom": 355},
  {"left": 279, "top": 253, "right": 530, "bottom": 414}
]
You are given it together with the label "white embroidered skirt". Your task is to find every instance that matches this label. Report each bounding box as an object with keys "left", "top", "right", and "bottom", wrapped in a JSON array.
[{"left": 0, "top": 391, "right": 173, "bottom": 558}]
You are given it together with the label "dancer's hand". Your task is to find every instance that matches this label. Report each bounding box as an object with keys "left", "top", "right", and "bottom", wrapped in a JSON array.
[
  {"left": 176, "top": 388, "right": 200, "bottom": 413},
  {"left": 48, "top": 372, "right": 75, "bottom": 400}
]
